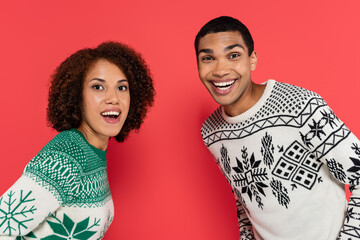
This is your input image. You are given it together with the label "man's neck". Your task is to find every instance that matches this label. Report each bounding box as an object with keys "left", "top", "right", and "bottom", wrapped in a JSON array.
[{"left": 223, "top": 82, "right": 266, "bottom": 117}]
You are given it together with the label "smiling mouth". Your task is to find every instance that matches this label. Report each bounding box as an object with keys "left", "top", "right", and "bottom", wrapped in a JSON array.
[
  {"left": 101, "top": 111, "right": 120, "bottom": 119},
  {"left": 211, "top": 80, "right": 236, "bottom": 90}
]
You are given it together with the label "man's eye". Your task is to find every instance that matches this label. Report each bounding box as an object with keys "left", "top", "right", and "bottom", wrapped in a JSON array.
[
  {"left": 118, "top": 86, "right": 128, "bottom": 91},
  {"left": 229, "top": 53, "right": 240, "bottom": 59},
  {"left": 202, "top": 56, "right": 213, "bottom": 62},
  {"left": 92, "top": 85, "right": 104, "bottom": 90}
]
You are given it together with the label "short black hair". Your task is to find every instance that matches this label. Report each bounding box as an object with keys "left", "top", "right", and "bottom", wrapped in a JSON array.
[{"left": 194, "top": 16, "right": 254, "bottom": 57}]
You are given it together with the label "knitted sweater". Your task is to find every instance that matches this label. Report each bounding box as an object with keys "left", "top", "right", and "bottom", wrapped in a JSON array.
[
  {"left": 0, "top": 129, "right": 114, "bottom": 240},
  {"left": 201, "top": 80, "right": 360, "bottom": 240}
]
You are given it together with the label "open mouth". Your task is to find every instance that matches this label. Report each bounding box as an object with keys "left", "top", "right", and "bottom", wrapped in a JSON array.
[
  {"left": 101, "top": 111, "right": 120, "bottom": 119},
  {"left": 211, "top": 80, "right": 236, "bottom": 90}
]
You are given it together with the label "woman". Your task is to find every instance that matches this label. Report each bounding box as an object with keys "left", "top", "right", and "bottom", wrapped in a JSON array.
[{"left": 0, "top": 41, "right": 155, "bottom": 239}]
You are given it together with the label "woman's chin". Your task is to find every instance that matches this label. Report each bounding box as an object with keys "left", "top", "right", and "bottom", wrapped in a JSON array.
[{"left": 105, "top": 128, "right": 122, "bottom": 138}]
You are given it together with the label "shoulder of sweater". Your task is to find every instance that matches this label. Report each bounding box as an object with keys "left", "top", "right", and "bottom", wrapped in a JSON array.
[
  {"left": 277, "top": 81, "right": 324, "bottom": 102},
  {"left": 272, "top": 81, "right": 321, "bottom": 100},
  {"left": 32, "top": 130, "right": 91, "bottom": 166},
  {"left": 42, "top": 130, "right": 85, "bottom": 153},
  {"left": 270, "top": 81, "right": 327, "bottom": 114}
]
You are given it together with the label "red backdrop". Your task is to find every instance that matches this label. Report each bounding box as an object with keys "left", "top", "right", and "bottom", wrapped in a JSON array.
[{"left": 1, "top": 1, "right": 359, "bottom": 239}]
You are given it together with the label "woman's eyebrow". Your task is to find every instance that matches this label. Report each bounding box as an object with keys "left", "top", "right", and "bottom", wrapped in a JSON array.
[
  {"left": 90, "top": 78, "right": 105, "bottom": 82},
  {"left": 90, "top": 78, "right": 128, "bottom": 83}
]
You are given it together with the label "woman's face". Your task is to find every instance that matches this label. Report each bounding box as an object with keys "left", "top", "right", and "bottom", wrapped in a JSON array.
[{"left": 78, "top": 59, "right": 130, "bottom": 147}]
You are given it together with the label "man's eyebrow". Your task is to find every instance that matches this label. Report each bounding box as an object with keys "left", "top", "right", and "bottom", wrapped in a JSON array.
[
  {"left": 198, "top": 48, "right": 213, "bottom": 55},
  {"left": 198, "top": 44, "right": 245, "bottom": 55},
  {"left": 224, "top": 44, "right": 245, "bottom": 52},
  {"left": 90, "top": 78, "right": 128, "bottom": 83}
]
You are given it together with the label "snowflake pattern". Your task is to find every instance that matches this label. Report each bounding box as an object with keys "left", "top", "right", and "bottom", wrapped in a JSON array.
[
  {"left": 300, "top": 109, "right": 338, "bottom": 148},
  {"left": 347, "top": 144, "right": 360, "bottom": 191},
  {"left": 42, "top": 213, "right": 100, "bottom": 240},
  {"left": 232, "top": 147, "right": 268, "bottom": 209},
  {"left": 97, "top": 211, "right": 113, "bottom": 240},
  {"left": 352, "top": 143, "right": 360, "bottom": 156},
  {"left": 339, "top": 197, "right": 360, "bottom": 239},
  {"left": 347, "top": 157, "right": 360, "bottom": 174},
  {"left": 0, "top": 129, "right": 114, "bottom": 239},
  {"left": 344, "top": 207, "right": 360, "bottom": 224},
  {"left": 0, "top": 190, "right": 37, "bottom": 236},
  {"left": 15, "top": 231, "right": 37, "bottom": 239}
]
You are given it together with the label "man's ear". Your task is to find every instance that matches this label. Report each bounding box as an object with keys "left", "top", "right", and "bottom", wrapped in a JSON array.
[{"left": 250, "top": 50, "right": 258, "bottom": 71}]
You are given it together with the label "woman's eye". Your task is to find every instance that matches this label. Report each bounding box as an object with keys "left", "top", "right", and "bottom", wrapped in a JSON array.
[
  {"left": 118, "top": 86, "right": 128, "bottom": 91},
  {"left": 92, "top": 85, "right": 104, "bottom": 90},
  {"left": 229, "top": 53, "right": 240, "bottom": 59}
]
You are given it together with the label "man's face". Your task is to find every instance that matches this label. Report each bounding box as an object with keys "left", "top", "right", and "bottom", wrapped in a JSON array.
[{"left": 197, "top": 31, "right": 257, "bottom": 109}]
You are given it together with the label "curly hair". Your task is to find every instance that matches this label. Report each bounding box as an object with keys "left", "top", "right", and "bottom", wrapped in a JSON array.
[{"left": 47, "top": 41, "right": 155, "bottom": 142}]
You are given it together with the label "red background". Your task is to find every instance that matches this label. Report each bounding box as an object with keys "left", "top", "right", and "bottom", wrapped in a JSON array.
[{"left": 1, "top": 1, "right": 359, "bottom": 239}]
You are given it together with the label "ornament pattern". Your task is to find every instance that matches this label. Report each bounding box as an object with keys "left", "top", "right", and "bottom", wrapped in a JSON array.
[
  {"left": 270, "top": 178, "right": 290, "bottom": 208},
  {"left": 0, "top": 129, "right": 114, "bottom": 239},
  {"left": 272, "top": 141, "right": 322, "bottom": 190},
  {"left": 202, "top": 81, "right": 360, "bottom": 239}
]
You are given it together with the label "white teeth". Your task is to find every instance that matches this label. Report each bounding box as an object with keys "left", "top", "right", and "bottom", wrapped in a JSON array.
[
  {"left": 101, "top": 111, "right": 120, "bottom": 116},
  {"left": 218, "top": 85, "right": 231, "bottom": 90},
  {"left": 213, "top": 80, "right": 236, "bottom": 88}
]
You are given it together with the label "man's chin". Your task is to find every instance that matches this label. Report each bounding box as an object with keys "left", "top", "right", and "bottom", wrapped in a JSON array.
[{"left": 211, "top": 94, "right": 234, "bottom": 106}]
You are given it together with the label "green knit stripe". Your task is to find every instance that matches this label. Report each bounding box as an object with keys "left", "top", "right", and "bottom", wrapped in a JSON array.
[
  {"left": 64, "top": 194, "right": 112, "bottom": 208},
  {"left": 23, "top": 171, "right": 64, "bottom": 203},
  {"left": 23, "top": 130, "right": 111, "bottom": 207}
]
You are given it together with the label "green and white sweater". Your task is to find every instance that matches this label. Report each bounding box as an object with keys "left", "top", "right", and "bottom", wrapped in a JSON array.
[
  {"left": 202, "top": 80, "right": 360, "bottom": 239},
  {"left": 0, "top": 129, "right": 114, "bottom": 240}
]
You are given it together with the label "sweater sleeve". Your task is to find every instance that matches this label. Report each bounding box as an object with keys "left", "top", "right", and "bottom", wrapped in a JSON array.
[
  {"left": 0, "top": 150, "right": 82, "bottom": 239},
  {"left": 324, "top": 131, "right": 360, "bottom": 240},
  {"left": 234, "top": 198, "right": 254, "bottom": 240},
  {"left": 298, "top": 98, "right": 360, "bottom": 239},
  {"left": 0, "top": 174, "right": 61, "bottom": 239}
]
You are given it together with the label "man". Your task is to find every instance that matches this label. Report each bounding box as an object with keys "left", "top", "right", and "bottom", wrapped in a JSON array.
[{"left": 196, "top": 16, "right": 360, "bottom": 239}]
